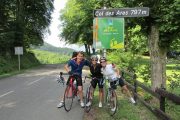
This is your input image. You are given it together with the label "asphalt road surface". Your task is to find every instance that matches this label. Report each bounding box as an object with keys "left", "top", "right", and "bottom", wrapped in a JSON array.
[{"left": 0, "top": 64, "right": 90, "bottom": 120}]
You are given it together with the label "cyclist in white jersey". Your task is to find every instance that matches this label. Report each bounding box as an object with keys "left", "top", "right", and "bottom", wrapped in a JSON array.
[{"left": 100, "top": 56, "right": 136, "bottom": 105}]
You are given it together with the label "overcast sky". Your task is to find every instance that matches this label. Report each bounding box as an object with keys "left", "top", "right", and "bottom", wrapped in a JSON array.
[
  {"left": 44, "top": 0, "right": 66, "bottom": 47},
  {"left": 44, "top": 0, "right": 85, "bottom": 51}
]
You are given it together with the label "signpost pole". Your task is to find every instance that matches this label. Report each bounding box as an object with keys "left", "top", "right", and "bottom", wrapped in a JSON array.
[{"left": 18, "top": 55, "right": 20, "bottom": 71}]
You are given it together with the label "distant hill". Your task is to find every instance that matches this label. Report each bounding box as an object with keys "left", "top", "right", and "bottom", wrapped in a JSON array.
[{"left": 32, "top": 42, "right": 75, "bottom": 55}]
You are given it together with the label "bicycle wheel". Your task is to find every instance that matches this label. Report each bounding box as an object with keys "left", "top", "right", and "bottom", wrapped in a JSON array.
[
  {"left": 64, "top": 85, "right": 74, "bottom": 112},
  {"left": 106, "top": 89, "right": 117, "bottom": 116},
  {"left": 85, "top": 85, "right": 92, "bottom": 112}
]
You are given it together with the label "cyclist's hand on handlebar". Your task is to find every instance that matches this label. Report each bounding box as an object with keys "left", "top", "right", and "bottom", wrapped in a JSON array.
[{"left": 68, "top": 71, "right": 73, "bottom": 75}]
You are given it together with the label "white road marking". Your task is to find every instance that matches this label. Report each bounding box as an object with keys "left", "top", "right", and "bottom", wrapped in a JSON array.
[
  {"left": 0, "top": 91, "right": 14, "bottom": 98},
  {"left": 27, "top": 77, "right": 45, "bottom": 86}
]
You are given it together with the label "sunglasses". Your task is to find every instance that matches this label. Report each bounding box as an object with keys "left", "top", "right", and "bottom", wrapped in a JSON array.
[
  {"left": 92, "top": 59, "right": 97, "bottom": 61},
  {"left": 100, "top": 61, "right": 106, "bottom": 63}
]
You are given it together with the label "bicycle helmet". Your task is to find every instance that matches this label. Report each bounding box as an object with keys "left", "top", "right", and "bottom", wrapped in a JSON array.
[
  {"left": 100, "top": 56, "right": 107, "bottom": 61},
  {"left": 91, "top": 55, "right": 98, "bottom": 61}
]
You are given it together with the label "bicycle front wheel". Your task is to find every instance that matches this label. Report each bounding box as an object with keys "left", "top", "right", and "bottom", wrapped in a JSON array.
[
  {"left": 106, "top": 90, "right": 117, "bottom": 116},
  {"left": 64, "top": 85, "right": 74, "bottom": 112},
  {"left": 85, "top": 85, "right": 93, "bottom": 113}
]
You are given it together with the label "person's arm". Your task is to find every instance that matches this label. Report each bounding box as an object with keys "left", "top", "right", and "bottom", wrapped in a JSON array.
[
  {"left": 64, "top": 64, "right": 70, "bottom": 73},
  {"left": 85, "top": 59, "right": 91, "bottom": 67},
  {"left": 112, "top": 63, "right": 120, "bottom": 78},
  {"left": 64, "top": 61, "right": 71, "bottom": 73},
  {"left": 115, "top": 68, "right": 120, "bottom": 78}
]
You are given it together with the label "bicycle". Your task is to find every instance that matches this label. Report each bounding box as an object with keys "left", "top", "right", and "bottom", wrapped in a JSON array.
[
  {"left": 57, "top": 72, "right": 65, "bottom": 86},
  {"left": 84, "top": 76, "right": 94, "bottom": 113},
  {"left": 85, "top": 76, "right": 105, "bottom": 112},
  {"left": 104, "top": 78, "right": 118, "bottom": 116},
  {"left": 62, "top": 72, "right": 79, "bottom": 112}
]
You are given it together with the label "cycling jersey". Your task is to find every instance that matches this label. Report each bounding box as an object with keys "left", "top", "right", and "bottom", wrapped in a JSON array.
[
  {"left": 67, "top": 58, "right": 90, "bottom": 76},
  {"left": 90, "top": 63, "right": 104, "bottom": 88},
  {"left": 90, "top": 63, "right": 103, "bottom": 78},
  {"left": 101, "top": 64, "right": 117, "bottom": 81}
]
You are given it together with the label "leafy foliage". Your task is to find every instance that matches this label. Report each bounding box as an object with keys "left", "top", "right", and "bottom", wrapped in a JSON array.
[
  {"left": 120, "top": 0, "right": 180, "bottom": 49},
  {"left": 167, "top": 69, "right": 180, "bottom": 90},
  {"left": 107, "top": 49, "right": 140, "bottom": 70},
  {"left": 0, "top": 52, "right": 40, "bottom": 75},
  {"left": 0, "top": 0, "right": 54, "bottom": 56}
]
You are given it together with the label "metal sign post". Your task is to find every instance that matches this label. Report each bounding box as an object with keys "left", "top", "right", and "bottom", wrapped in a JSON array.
[{"left": 15, "top": 47, "right": 23, "bottom": 71}]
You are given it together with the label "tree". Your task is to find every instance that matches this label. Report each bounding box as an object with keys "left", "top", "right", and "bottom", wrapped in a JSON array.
[
  {"left": 0, "top": 0, "right": 54, "bottom": 56},
  {"left": 119, "top": 0, "right": 180, "bottom": 90},
  {"left": 60, "top": 0, "right": 179, "bottom": 91}
]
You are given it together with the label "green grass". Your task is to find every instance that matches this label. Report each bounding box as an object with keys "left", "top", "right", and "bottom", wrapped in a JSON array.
[
  {"left": 0, "top": 52, "right": 40, "bottom": 76},
  {"left": 84, "top": 88, "right": 158, "bottom": 120},
  {"left": 0, "top": 49, "right": 71, "bottom": 77},
  {"left": 84, "top": 56, "right": 180, "bottom": 120},
  {"left": 30, "top": 49, "right": 71, "bottom": 64}
]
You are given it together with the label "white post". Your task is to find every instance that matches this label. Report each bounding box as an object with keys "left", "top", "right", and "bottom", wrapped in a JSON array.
[
  {"left": 103, "top": 49, "right": 107, "bottom": 103},
  {"left": 18, "top": 55, "right": 21, "bottom": 71},
  {"left": 103, "top": 49, "right": 106, "bottom": 57}
]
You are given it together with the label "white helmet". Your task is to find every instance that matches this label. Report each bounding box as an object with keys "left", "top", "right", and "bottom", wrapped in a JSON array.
[
  {"left": 91, "top": 55, "right": 98, "bottom": 61},
  {"left": 100, "top": 56, "right": 107, "bottom": 61}
]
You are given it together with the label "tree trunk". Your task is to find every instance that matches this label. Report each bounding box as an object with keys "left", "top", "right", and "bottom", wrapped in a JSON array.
[
  {"left": 15, "top": 0, "right": 24, "bottom": 47},
  {"left": 148, "top": 25, "right": 167, "bottom": 91}
]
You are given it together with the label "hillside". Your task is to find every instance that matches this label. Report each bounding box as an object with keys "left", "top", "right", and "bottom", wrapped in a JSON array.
[{"left": 32, "top": 42, "right": 75, "bottom": 55}]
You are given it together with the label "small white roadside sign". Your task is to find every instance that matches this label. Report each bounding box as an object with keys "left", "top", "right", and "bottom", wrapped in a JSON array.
[
  {"left": 14, "top": 47, "right": 23, "bottom": 70},
  {"left": 15, "top": 47, "right": 23, "bottom": 55}
]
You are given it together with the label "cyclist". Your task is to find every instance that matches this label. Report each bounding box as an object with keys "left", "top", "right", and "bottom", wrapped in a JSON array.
[
  {"left": 57, "top": 51, "right": 90, "bottom": 108},
  {"left": 100, "top": 56, "right": 135, "bottom": 111},
  {"left": 86, "top": 55, "right": 104, "bottom": 108}
]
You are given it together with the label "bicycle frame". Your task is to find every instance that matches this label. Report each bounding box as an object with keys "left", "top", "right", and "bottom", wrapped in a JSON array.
[
  {"left": 104, "top": 79, "right": 118, "bottom": 116},
  {"left": 63, "top": 73, "right": 79, "bottom": 112}
]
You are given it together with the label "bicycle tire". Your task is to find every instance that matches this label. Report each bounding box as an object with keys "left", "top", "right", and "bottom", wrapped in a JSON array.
[
  {"left": 106, "top": 89, "right": 117, "bottom": 116},
  {"left": 64, "top": 85, "right": 74, "bottom": 112},
  {"left": 85, "top": 85, "right": 92, "bottom": 112}
]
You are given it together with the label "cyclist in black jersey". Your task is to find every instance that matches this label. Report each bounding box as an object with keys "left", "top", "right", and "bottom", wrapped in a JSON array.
[{"left": 86, "top": 55, "right": 104, "bottom": 108}]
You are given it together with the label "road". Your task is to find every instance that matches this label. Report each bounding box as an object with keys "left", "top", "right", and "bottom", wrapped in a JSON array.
[{"left": 0, "top": 64, "right": 90, "bottom": 120}]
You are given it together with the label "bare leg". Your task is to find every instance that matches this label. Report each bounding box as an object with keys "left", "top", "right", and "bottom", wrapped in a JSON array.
[
  {"left": 99, "top": 88, "right": 103, "bottom": 103},
  {"left": 78, "top": 86, "right": 83, "bottom": 101},
  {"left": 122, "top": 85, "right": 132, "bottom": 98},
  {"left": 121, "top": 85, "right": 136, "bottom": 103}
]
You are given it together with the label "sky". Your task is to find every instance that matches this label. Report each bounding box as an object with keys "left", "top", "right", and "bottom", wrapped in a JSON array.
[{"left": 44, "top": 0, "right": 84, "bottom": 51}]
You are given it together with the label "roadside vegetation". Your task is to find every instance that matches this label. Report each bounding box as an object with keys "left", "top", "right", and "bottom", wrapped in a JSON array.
[
  {"left": 84, "top": 50, "right": 180, "bottom": 120},
  {"left": 0, "top": 52, "right": 40, "bottom": 77},
  {"left": 30, "top": 49, "right": 70, "bottom": 64},
  {"left": 0, "top": 49, "right": 71, "bottom": 77},
  {"left": 84, "top": 88, "right": 158, "bottom": 120}
]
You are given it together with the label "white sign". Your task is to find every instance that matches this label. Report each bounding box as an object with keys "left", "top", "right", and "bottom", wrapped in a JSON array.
[
  {"left": 15, "top": 47, "right": 23, "bottom": 55},
  {"left": 94, "top": 7, "right": 149, "bottom": 17}
]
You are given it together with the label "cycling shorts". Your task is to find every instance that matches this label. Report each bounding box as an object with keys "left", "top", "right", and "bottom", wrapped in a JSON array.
[
  {"left": 91, "top": 77, "right": 104, "bottom": 89},
  {"left": 67, "top": 75, "right": 83, "bottom": 86},
  {"left": 109, "top": 77, "right": 125, "bottom": 89},
  {"left": 118, "top": 77, "right": 125, "bottom": 87}
]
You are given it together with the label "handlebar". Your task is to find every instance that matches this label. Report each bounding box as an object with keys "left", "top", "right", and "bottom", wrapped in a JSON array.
[
  {"left": 59, "top": 72, "right": 80, "bottom": 77},
  {"left": 60, "top": 72, "right": 69, "bottom": 76}
]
